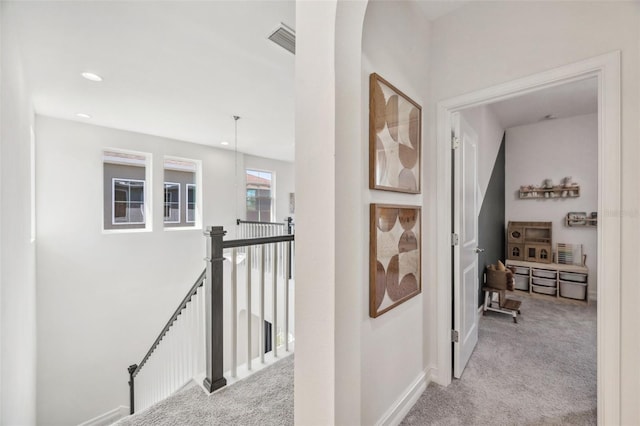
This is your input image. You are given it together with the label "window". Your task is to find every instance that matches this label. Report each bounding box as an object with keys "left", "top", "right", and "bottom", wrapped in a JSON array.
[
  {"left": 187, "top": 184, "right": 196, "bottom": 223},
  {"left": 164, "top": 183, "right": 180, "bottom": 223},
  {"left": 103, "top": 150, "right": 149, "bottom": 231},
  {"left": 246, "top": 169, "right": 273, "bottom": 222},
  {"left": 164, "top": 158, "right": 197, "bottom": 228},
  {"left": 113, "top": 179, "right": 145, "bottom": 224}
]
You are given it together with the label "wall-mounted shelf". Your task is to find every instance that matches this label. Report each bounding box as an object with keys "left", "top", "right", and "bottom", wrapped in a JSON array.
[
  {"left": 566, "top": 212, "right": 597, "bottom": 227},
  {"left": 519, "top": 185, "right": 580, "bottom": 199}
]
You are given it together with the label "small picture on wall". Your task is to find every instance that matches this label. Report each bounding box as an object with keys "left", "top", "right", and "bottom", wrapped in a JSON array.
[
  {"left": 370, "top": 203, "right": 421, "bottom": 318},
  {"left": 369, "top": 73, "right": 422, "bottom": 194}
]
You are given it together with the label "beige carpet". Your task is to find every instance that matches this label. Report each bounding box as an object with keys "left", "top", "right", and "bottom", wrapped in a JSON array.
[
  {"left": 116, "top": 293, "right": 595, "bottom": 425},
  {"left": 402, "top": 293, "right": 597, "bottom": 425}
]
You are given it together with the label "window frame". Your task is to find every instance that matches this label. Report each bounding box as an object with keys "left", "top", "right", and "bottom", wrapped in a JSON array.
[
  {"left": 111, "top": 177, "right": 146, "bottom": 226},
  {"left": 163, "top": 182, "right": 181, "bottom": 224},
  {"left": 245, "top": 168, "right": 275, "bottom": 223},
  {"left": 186, "top": 183, "right": 196, "bottom": 224}
]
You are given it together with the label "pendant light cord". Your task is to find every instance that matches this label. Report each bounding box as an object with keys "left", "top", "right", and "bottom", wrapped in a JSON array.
[{"left": 233, "top": 115, "right": 240, "bottom": 228}]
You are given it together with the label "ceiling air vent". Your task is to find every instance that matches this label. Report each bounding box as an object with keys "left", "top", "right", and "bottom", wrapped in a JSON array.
[{"left": 268, "top": 23, "right": 295, "bottom": 55}]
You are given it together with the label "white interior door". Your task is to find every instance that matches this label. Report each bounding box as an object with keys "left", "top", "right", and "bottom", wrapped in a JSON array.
[{"left": 453, "top": 112, "right": 480, "bottom": 378}]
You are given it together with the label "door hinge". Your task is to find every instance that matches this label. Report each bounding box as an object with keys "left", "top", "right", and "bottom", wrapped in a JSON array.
[
  {"left": 452, "top": 136, "right": 460, "bottom": 150},
  {"left": 451, "top": 330, "right": 459, "bottom": 343},
  {"left": 451, "top": 233, "right": 459, "bottom": 246}
]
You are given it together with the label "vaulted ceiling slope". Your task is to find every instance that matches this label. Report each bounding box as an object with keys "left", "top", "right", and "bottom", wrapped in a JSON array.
[{"left": 10, "top": 1, "right": 296, "bottom": 161}]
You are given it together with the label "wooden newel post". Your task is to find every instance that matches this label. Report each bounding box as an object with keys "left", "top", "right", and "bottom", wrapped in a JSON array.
[
  {"left": 286, "top": 216, "right": 293, "bottom": 279},
  {"left": 128, "top": 364, "right": 137, "bottom": 414},
  {"left": 203, "top": 226, "right": 228, "bottom": 393}
]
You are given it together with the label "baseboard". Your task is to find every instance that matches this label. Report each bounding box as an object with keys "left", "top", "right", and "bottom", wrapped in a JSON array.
[
  {"left": 77, "top": 405, "right": 129, "bottom": 426},
  {"left": 376, "top": 367, "right": 433, "bottom": 426}
]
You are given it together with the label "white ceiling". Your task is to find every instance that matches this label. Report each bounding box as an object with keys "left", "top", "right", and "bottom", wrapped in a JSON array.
[
  {"left": 413, "top": 0, "right": 468, "bottom": 21},
  {"left": 12, "top": 1, "right": 471, "bottom": 163},
  {"left": 489, "top": 78, "right": 598, "bottom": 129},
  {"left": 12, "top": 1, "right": 296, "bottom": 161}
]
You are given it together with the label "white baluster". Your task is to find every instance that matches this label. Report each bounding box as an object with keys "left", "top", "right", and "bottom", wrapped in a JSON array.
[
  {"left": 272, "top": 243, "right": 278, "bottom": 357},
  {"left": 260, "top": 244, "right": 266, "bottom": 364},
  {"left": 231, "top": 248, "right": 238, "bottom": 378},
  {"left": 285, "top": 241, "right": 290, "bottom": 352},
  {"left": 247, "top": 246, "right": 252, "bottom": 371}
]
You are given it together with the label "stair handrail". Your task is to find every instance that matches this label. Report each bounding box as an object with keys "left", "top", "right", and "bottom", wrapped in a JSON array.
[
  {"left": 128, "top": 268, "right": 206, "bottom": 413},
  {"left": 236, "top": 218, "right": 288, "bottom": 226}
]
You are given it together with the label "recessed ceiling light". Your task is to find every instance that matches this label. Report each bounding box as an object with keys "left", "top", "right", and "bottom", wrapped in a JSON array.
[
  {"left": 81, "top": 72, "right": 103, "bottom": 82},
  {"left": 76, "top": 113, "right": 92, "bottom": 119},
  {"left": 220, "top": 141, "right": 229, "bottom": 146}
]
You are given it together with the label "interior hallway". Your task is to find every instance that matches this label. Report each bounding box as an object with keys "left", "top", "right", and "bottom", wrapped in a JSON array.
[{"left": 403, "top": 294, "right": 596, "bottom": 425}]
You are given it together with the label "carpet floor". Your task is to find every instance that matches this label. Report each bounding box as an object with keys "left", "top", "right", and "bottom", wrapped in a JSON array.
[
  {"left": 402, "top": 293, "right": 597, "bottom": 425},
  {"left": 115, "top": 355, "right": 294, "bottom": 426},
  {"left": 116, "top": 293, "right": 595, "bottom": 425}
]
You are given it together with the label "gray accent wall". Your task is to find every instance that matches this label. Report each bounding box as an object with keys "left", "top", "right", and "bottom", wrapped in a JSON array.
[{"left": 477, "top": 133, "right": 506, "bottom": 306}]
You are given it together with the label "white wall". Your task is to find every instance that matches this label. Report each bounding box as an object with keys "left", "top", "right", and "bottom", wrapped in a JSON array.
[
  {"left": 35, "top": 116, "right": 293, "bottom": 425},
  {"left": 361, "top": 2, "right": 431, "bottom": 425},
  {"left": 460, "top": 105, "right": 505, "bottom": 205},
  {"left": 429, "top": 2, "right": 639, "bottom": 423},
  {"left": 0, "top": 2, "right": 37, "bottom": 424},
  {"left": 506, "top": 114, "right": 598, "bottom": 298}
]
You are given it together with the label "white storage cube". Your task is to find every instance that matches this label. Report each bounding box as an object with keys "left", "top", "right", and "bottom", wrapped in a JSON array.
[
  {"left": 532, "top": 277, "right": 556, "bottom": 287},
  {"left": 559, "top": 272, "right": 587, "bottom": 283},
  {"left": 532, "top": 269, "right": 557, "bottom": 279},
  {"left": 514, "top": 275, "right": 529, "bottom": 291},
  {"left": 532, "top": 284, "right": 556, "bottom": 295},
  {"left": 560, "top": 281, "right": 587, "bottom": 300}
]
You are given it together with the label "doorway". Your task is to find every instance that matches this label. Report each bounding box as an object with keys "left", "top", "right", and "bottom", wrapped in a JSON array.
[{"left": 435, "top": 52, "right": 621, "bottom": 425}]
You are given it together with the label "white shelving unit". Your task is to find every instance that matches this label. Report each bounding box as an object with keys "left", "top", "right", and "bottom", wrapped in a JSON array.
[{"left": 505, "top": 259, "right": 589, "bottom": 303}]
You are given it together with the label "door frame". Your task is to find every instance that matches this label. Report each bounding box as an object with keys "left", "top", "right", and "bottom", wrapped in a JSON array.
[{"left": 434, "top": 51, "right": 621, "bottom": 425}]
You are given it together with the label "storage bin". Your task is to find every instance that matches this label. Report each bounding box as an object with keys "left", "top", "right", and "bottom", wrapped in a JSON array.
[
  {"left": 532, "top": 277, "right": 556, "bottom": 287},
  {"left": 514, "top": 275, "right": 529, "bottom": 291},
  {"left": 560, "top": 281, "right": 587, "bottom": 300},
  {"left": 513, "top": 266, "right": 529, "bottom": 275},
  {"left": 532, "top": 284, "right": 556, "bottom": 296},
  {"left": 532, "top": 269, "right": 557, "bottom": 279},
  {"left": 559, "top": 272, "right": 587, "bottom": 283}
]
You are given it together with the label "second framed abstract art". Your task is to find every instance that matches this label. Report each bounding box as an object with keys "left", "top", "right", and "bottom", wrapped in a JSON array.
[
  {"left": 369, "top": 73, "right": 422, "bottom": 194},
  {"left": 370, "top": 203, "right": 421, "bottom": 318}
]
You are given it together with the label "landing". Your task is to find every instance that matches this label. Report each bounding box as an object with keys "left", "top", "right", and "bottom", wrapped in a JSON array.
[{"left": 116, "top": 355, "right": 294, "bottom": 426}]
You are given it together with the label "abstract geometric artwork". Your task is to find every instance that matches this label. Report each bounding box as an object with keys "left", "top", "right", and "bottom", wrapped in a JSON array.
[
  {"left": 370, "top": 204, "right": 421, "bottom": 318},
  {"left": 369, "top": 73, "right": 422, "bottom": 194}
]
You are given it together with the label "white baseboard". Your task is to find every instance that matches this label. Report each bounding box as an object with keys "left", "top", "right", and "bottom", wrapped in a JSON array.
[
  {"left": 77, "top": 405, "right": 129, "bottom": 426},
  {"left": 376, "top": 367, "right": 433, "bottom": 426}
]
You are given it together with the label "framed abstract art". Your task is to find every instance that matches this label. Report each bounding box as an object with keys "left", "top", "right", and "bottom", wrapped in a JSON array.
[
  {"left": 369, "top": 73, "right": 422, "bottom": 194},
  {"left": 370, "top": 203, "right": 421, "bottom": 318}
]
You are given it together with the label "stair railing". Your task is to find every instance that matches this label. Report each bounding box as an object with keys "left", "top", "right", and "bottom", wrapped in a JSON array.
[
  {"left": 127, "top": 226, "right": 295, "bottom": 415},
  {"left": 237, "top": 217, "right": 294, "bottom": 278},
  {"left": 127, "top": 269, "right": 207, "bottom": 414}
]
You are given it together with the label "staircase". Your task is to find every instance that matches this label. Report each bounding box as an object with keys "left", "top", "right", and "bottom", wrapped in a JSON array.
[{"left": 123, "top": 220, "right": 295, "bottom": 419}]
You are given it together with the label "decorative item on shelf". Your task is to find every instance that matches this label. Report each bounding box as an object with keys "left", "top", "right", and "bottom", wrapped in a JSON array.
[
  {"left": 370, "top": 203, "right": 421, "bottom": 318},
  {"left": 557, "top": 243, "right": 584, "bottom": 266},
  {"left": 518, "top": 180, "right": 580, "bottom": 199},
  {"left": 369, "top": 73, "right": 422, "bottom": 194},
  {"left": 566, "top": 211, "right": 597, "bottom": 227}
]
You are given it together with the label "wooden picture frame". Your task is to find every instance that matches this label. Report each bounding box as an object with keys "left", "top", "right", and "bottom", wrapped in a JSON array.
[
  {"left": 370, "top": 203, "right": 421, "bottom": 318},
  {"left": 369, "top": 73, "right": 422, "bottom": 193}
]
